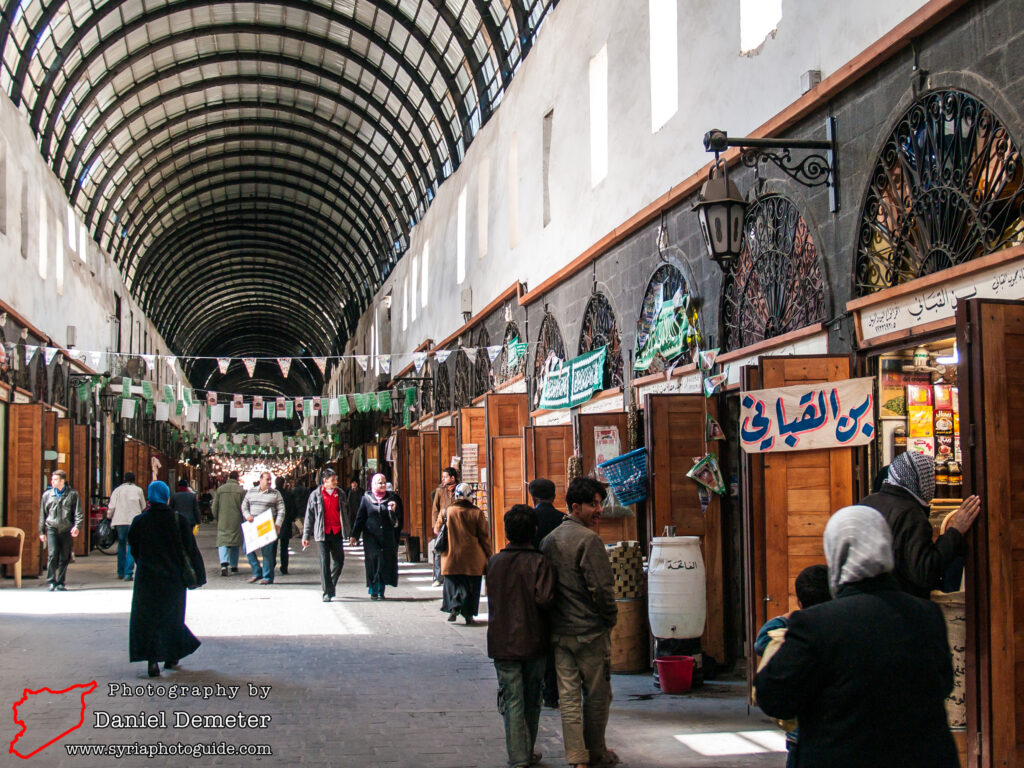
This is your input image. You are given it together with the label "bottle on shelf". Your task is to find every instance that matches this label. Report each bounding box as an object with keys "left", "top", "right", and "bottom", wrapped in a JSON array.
[
  {"left": 893, "top": 424, "right": 908, "bottom": 458},
  {"left": 947, "top": 461, "right": 962, "bottom": 499},
  {"left": 934, "top": 459, "right": 950, "bottom": 500}
]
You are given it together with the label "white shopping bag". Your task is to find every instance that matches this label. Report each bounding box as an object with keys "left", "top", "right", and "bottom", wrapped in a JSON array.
[{"left": 242, "top": 510, "right": 279, "bottom": 554}]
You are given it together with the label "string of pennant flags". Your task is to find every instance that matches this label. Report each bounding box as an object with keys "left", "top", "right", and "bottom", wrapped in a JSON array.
[{"left": 9, "top": 336, "right": 535, "bottom": 379}]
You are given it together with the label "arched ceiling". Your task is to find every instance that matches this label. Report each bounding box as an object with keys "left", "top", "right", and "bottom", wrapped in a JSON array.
[{"left": 0, "top": 0, "right": 558, "bottom": 393}]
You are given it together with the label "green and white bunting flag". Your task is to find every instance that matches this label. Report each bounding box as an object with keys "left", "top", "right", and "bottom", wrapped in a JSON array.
[
  {"left": 538, "top": 346, "right": 607, "bottom": 410},
  {"left": 141, "top": 381, "right": 153, "bottom": 400},
  {"left": 338, "top": 396, "right": 350, "bottom": 415},
  {"left": 266, "top": 403, "right": 277, "bottom": 421},
  {"left": 284, "top": 400, "right": 294, "bottom": 419},
  {"left": 176, "top": 400, "right": 185, "bottom": 415},
  {"left": 76, "top": 381, "right": 91, "bottom": 402},
  {"left": 163, "top": 384, "right": 174, "bottom": 402},
  {"left": 122, "top": 376, "right": 132, "bottom": 396}
]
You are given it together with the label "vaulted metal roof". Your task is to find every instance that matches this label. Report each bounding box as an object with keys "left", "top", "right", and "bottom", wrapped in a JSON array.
[{"left": 1, "top": 0, "right": 557, "bottom": 393}]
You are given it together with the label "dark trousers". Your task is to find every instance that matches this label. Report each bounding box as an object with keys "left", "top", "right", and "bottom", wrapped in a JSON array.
[
  {"left": 46, "top": 529, "right": 73, "bottom": 586},
  {"left": 543, "top": 649, "right": 559, "bottom": 706},
  {"left": 279, "top": 532, "right": 291, "bottom": 572},
  {"left": 318, "top": 533, "right": 345, "bottom": 598}
]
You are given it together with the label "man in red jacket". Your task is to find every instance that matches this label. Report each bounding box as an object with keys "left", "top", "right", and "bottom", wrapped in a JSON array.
[{"left": 486, "top": 505, "right": 557, "bottom": 768}]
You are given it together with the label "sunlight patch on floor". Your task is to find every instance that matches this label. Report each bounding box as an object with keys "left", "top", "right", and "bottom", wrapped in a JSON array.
[{"left": 673, "top": 729, "right": 787, "bottom": 756}]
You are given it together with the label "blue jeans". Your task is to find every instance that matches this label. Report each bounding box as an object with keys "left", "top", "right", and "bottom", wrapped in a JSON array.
[
  {"left": 115, "top": 525, "right": 134, "bottom": 578},
  {"left": 246, "top": 541, "right": 278, "bottom": 581},
  {"left": 218, "top": 545, "right": 239, "bottom": 568},
  {"left": 495, "top": 657, "right": 546, "bottom": 768}
]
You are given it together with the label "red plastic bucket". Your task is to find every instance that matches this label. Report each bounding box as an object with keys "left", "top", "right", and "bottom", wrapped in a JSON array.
[{"left": 655, "top": 655, "right": 695, "bottom": 694}]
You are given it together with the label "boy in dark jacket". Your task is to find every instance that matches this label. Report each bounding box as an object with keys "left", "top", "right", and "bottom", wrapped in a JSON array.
[{"left": 486, "top": 505, "right": 557, "bottom": 768}]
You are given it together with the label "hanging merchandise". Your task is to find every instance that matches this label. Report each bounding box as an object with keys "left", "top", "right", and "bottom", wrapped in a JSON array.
[
  {"left": 687, "top": 454, "right": 726, "bottom": 495},
  {"left": 698, "top": 486, "right": 712, "bottom": 515},
  {"left": 705, "top": 414, "right": 726, "bottom": 441},
  {"left": 699, "top": 348, "right": 719, "bottom": 373},
  {"left": 277, "top": 358, "right": 292, "bottom": 378},
  {"left": 413, "top": 352, "right": 427, "bottom": 373},
  {"left": 313, "top": 357, "right": 328, "bottom": 375},
  {"left": 703, "top": 370, "right": 728, "bottom": 397},
  {"left": 120, "top": 398, "right": 137, "bottom": 419},
  {"left": 243, "top": 358, "right": 257, "bottom": 377},
  {"left": 217, "top": 358, "right": 230, "bottom": 374},
  {"left": 435, "top": 349, "right": 452, "bottom": 364}
]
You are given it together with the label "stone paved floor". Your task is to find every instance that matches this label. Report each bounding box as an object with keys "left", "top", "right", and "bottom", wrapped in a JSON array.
[{"left": 0, "top": 525, "right": 785, "bottom": 768}]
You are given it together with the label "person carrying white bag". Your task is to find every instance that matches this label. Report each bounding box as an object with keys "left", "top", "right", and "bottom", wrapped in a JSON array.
[{"left": 241, "top": 471, "right": 286, "bottom": 585}]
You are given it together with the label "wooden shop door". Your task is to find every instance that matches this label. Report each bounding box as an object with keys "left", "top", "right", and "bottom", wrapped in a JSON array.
[
  {"left": 739, "top": 365, "right": 766, "bottom": 702},
  {"left": 439, "top": 426, "right": 457, "bottom": 477},
  {"left": 487, "top": 393, "right": 529, "bottom": 551},
  {"left": 73, "top": 424, "right": 92, "bottom": 554},
  {"left": 6, "top": 404, "right": 45, "bottom": 577},
  {"left": 420, "top": 431, "right": 440, "bottom": 544},
  {"left": 459, "top": 407, "right": 487, "bottom": 518},
  {"left": 407, "top": 432, "right": 423, "bottom": 542},
  {"left": 957, "top": 299, "right": 1024, "bottom": 768},
  {"left": 644, "top": 393, "right": 725, "bottom": 664},
  {"left": 758, "top": 356, "right": 855, "bottom": 620},
  {"left": 527, "top": 424, "right": 572, "bottom": 503},
  {"left": 579, "top": 412, "right": 635, "bottom": 543}
]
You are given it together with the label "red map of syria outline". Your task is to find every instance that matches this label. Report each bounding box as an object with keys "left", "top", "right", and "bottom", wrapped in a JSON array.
[{"left": 9, "top": 681, "right": 98, "bottom": 759}]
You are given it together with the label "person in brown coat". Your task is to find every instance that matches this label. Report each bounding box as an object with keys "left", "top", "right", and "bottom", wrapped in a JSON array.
[
  {"left": 430, "top": 467, "right": 459, "bottom": 585},
  {"left": 439, "top": 483, "right": 491, "bottom": 624}
]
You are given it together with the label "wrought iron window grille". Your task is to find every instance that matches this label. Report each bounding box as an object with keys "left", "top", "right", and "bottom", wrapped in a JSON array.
[{"left": 578, "top": 293, "right": 623, "bottom": 391}]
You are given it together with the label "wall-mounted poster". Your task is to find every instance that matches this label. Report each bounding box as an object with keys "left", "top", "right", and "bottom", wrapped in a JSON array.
[{"left": 593, "top": 426, "right": 621, "bottom": 478}]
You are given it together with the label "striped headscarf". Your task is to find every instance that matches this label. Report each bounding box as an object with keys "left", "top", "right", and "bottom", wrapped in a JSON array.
[
  {"left": 883, "top": 451, "right": 935, "bottom": 506},
  {"left": 824, "top": 505, "right": 895, "bottom": 596}
]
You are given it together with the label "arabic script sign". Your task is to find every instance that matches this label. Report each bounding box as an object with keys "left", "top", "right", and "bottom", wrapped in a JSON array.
[
  {"left": 858, "top": 255, "right": 1024, "bottom": 341},
  {"left": 740, "top": 376, "right": 876, "bottom": 453},
  {"left": 539, "top": 347, "right": 607, "bottom": 410}
]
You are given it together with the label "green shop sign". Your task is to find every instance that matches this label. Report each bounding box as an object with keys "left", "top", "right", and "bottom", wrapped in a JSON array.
[
  {"left": 538, "top": 346, "right": 607, "bottom": 410},
  {"left": 634, "top": 292, "right": 689, "bottom": 371}
]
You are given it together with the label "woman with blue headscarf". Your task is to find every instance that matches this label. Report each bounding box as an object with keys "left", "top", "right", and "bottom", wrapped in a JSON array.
[
  {"left": 128, "top": 481, "right": 206, "bottom": 677},
  {"left": 859, "top": 451, "right": 981, "bottom": 598}
]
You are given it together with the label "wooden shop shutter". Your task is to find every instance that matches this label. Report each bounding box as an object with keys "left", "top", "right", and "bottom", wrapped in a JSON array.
[
  {"left": 407, "top": 433, "right": 423, "bottom": 540},
  {"left": 439, "top": 426, "right": 457, "bottom": 476},
  {"left": 420, "top": 431, "right": 439, "bottom": 544},
  {"left": 6, "top": 404, "right": 44, "bottom": 577},
  {"left": 644, "top": 393, "right": 724, "bottom": 664},
  {"left": 490, "top": 436, "right": 525, "bottom": 552},
  {"left": 760, "top": 356, "right": 854, "bottom": 617},
  {"left": 579, "top": 412, "right": 635, "bottom": 542}
]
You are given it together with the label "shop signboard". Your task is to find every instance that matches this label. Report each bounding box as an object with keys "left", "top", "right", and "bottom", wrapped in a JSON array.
[
  {"left": 538, "top": 346, "right": 607, "bottom": 410},
  {"left": 634, "top": 291, "right": 688, "bottom": 371},
  {"left": 740, "top": 376, "right": 876, "bottom": 453},
  {"left": 856, "top": 253, "right": 1024, "bottom": 342}
]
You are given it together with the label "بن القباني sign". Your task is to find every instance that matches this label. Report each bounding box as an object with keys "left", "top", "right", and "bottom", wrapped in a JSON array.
[{"left": 538, "top": 347, "right": 607, "bottom": 410}]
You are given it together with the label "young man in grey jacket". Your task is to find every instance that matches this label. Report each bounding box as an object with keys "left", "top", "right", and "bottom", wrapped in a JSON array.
[
  {"left": 241, "top": 471, "right": 286, "bottom": 584},
  {"left": 540, "top": 477, "right": 618, "bottom": 768},
  {"left": 38, "top": 470, "right": 84, "bottom": 591}
]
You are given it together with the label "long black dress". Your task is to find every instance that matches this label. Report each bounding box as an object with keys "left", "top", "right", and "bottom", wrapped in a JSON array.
[
  {"left": 352, "top": 492, "right": 403, "bottom": 594},
  {"left": 127, "top": 503, "right": 206, "bottom": 663}
]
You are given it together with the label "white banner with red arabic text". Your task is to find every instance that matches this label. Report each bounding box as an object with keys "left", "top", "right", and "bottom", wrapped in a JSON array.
[{"left": 740, "top": 376, "right": 876, "bottom": 453}]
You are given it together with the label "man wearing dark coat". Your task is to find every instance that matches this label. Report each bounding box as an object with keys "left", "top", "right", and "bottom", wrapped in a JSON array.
[
  {"left": 128, "top": 481, "right": 206, "bottom": 678},
  {"left": 344, "top": 478, "right": 362, "bottom": 539},
  {"left": 170, "top": 480, "right": 200, "bottom": 529},
  {"left": 529, "top": 476, "right": 566, "bottom": 707},
  {"left": 350, "top": 473, "right": 403, "bottom": 600}
]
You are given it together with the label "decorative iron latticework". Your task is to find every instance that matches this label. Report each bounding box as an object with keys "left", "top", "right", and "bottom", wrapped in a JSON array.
[
  {"left": 494, "top": 322, "right": 526, "bottom": 385},
  {"left": 533, "top": 313, "right": 566, "bottom": 407},
  {"left": 721, "top": 194, "right": 824, "bottom": 351},
  {"left": 52, "top": 361, "right": 67, "bottom": 409},
  {"left": 474, "top": 327, "right": 491, "bottom": 397},
  {"left": 434, "top": 358, "right": 451, "bottom": 415},
  {"left": 578, "top": 294, "right": 623, "bottom": 391},
  {"left": 34, "top": 356, "right": 48, "bottom": 403},
  {"left": 856, "top": 89, "right": 1024, "bottom": 294},
  {"left": 453, "top": 350, "right": 474, "bottom": 409},
  {"left": 634, "top": 264, "right": 689, "bottom": 376}
]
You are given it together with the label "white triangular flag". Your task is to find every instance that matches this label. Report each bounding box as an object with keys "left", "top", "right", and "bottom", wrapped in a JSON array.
[
  {"left": 313, "top": 357, "right": 327, "bottom": 375},
  {"left": 277, "top": 358, "right": 291, "bottom": 378},
  {"left": 187, "top": 404, "right": 200, "bottom": 423},
  {"left": 217, "top": 358, "right": 230, "bottom": 374},
  {"left": 242, "top": 358, "right": 257, "bottom": 378},
  {"left": 464, "top": 348, "right": 478, "bottom": 365},
  {"left": 413, "top": 351, "right": 427, "bottom": 373},
  {"left": 329, "top": 397, "right": 341, "bottom": 416},
  {"left": 379, "top": 356, "right": 391, "bottom": 375},
  {"left": 44, "top": 347, "right": 59, "bottom": 366},
  {"left": 252, "top": 403, "right": 265, "bottom": 419},
  {"left": 24, "top": 346, "right": 38, "bottom": 364},
  {"left": 69, "top": 350, "right": 86, "bottom": 363},
  {"left": 166, "top": 355, "right": 177, "bottom": 371},
  {"left": 155, "top": 402, "right": 170, "bottom": 421},
  {"left": 487, "top": 345, "right": 502, "bottom": 363},
  {"left": 120, "top": 398, "right": 137, "bottom": 419},
  {"left": 89, "top": 351, "right": 103, "bottom": 370},
  {"left": 356, "top": 355, "right": 368, "bottom": 372},
  {"left": 141, "top": 353, "right": 155, "bottom": 370},
  {"left": 235, "top": 404, "right": 251, "bottom": 422},
  {"left": 210, "top": 404, "right": 225, "bottom": 423},
  {"left": 434, "top": 349, "right": 451, "bottom": 364}
]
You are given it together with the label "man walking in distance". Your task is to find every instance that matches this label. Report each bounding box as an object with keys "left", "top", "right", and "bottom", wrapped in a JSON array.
[
  {"left": 213, "top": 471, "right": 245, "bottom": 577},
  {"left": 487, "top": 504, "right": 557, "bottom": 768},
  {"left": 302, "top": 468, "right": 346, "bottom": 602},
  {"left": 38, "top": 470, "right": 83, "bottom": 591},
  {"left": 242, "top": 471, "right": 286, "bottom": 584},
  {"left": 541, "top": 477, "right": 619, "bottom": 768},
  {"left": 529, "top": 477, "right": 567, "bottom": 708},
  {"left": 107, "top": 471, "right": 146, "bottom": 581},
  {"left": 275, "top": 477, "right": 295, "bottom": 575},
  {"left": 344, "top": 477, "right": 361, "bottom": 539},
  {"left": 430, "top": 467, "right": 459, "bottom": 586}
]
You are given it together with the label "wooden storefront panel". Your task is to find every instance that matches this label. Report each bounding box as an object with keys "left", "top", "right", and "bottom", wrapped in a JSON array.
[
  {"left": 532, "top": 425, "right": 572, "bottom": 501},
  {"left": 490, "top": 436, "right": 525, "bottom": 552},
  {"left": 6, "top": 404, "right": 44, "bottom": 577},
  {"left": 460, "top": 407, "right": 487, "bottom": 518},
  {"left": 579, "top": 412, "right": 635, "bottom": 542},
  {"left": 760, "top": 356, "right": 854, "bottom": 617},
  {"left": 740, "top": 365, "right": 766, "bottom": 701},
  {"left": 958, "top": 299, "right": 1024, "bottom": 768},
  {"left": 420, "top": 431, "right": 440, "bottom": 547},
  {"left": 486, "top": 393, "right": 529, "bottom": 437},
  {"left": 439, "top": 426, "right": 457, "bottom": 476},
  {"left": 407, "top": 433, "right": 423, "bottom": 545},
  {"left": 644, "top": 393, "right": 724, "bottom": 663}
]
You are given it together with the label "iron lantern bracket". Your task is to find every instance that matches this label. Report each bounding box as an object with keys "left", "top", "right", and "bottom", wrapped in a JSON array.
[{"left": 703, "top": 117, "right": 839, "bottom": 212}]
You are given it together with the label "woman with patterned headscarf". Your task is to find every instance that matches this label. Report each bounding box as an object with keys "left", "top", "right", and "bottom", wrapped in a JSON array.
[
  {"left": 350, "top": 473, "right": 403, "bottom": 600},
  {"left": 858, "top": 451, "right": 981, "bottom": 598}
]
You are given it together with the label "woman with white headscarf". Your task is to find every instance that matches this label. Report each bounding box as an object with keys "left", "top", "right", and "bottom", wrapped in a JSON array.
[
  {"left": 755, "top": 505, "right": 957, "bottom": 768},
  {"left": 350, "top": 473, "right": 403, "bottom": 600},
  {"left": 860, "top": 451, "right": 980, "bottom": 598}
]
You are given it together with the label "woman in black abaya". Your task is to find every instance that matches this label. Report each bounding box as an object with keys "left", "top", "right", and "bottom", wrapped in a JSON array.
[
  {"left": 128, "top": 481, "right": 206, "bottom": 677},
  {"left": 350, "top": 473, "right": 403, "bottom": 600}
]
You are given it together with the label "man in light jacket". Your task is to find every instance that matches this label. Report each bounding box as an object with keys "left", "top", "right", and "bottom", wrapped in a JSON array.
[
  {"left": 107, "top": 471, "right": 146, "bottom": 581},
  {"left": 38, "top": 470, "right": 84, "bottom": 591},
  {"left": 213, "top": 472, "right": 245, "bottom": 577},
  {"left": 540, "top": 477, "right": 618, "bottom": 768},
  {"left": 241, "top": 471, "right": 286, "bottom": 584}
]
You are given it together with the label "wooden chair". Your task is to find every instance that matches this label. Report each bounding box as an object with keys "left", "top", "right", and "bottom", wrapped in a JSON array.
[{"left": 0, "top": 527, "right": 25, "bottom": 588}]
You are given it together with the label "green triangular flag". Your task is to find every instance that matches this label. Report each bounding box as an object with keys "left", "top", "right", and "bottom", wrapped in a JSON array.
[
  {"left": 122, "top": 376, "right": 132, "bottom": 396},
  {"left": 403, "top": 404, "right": 411, "bottom": 427},
  {"left": 77, "top": 382, "right": 90, "bottom": 401},
  {"left": 176, "top": 400, "right": 185, "bottom": 415},
  {"left": 284, "top": 400, "right": 294, "bottom": 419},
  {"left": 184, "top": 389, "right": 193, "bottom": 407},
  {"left": 404, "top": 387, "right": 416, "bottom": 406},
  {"left": 304, "top": 398, "right": 314, "bottom": 415},
  {"left": 141, "top": 381, "right": 153, "bottom": 400},
  {"left": 266, "top": 403, "right": 276, "bottom": 420},
  {"left": 163, "top": 384, "right": 174, "bottom": 402},
  {"left": 378, "top": 391, "right": 391, "bottom": 411},
  {"left": 145, "top": 400, "right": 154, "bottom": 416},
  {"left": 337, "top": 396, "right": 350, "bottom": 416}
]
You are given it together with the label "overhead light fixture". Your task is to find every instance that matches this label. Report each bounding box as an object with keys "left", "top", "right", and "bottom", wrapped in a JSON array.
[{"left": 692, "top": 157, "right": 747, "bottom": 269}]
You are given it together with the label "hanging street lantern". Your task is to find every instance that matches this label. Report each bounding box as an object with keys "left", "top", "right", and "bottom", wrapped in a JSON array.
[{"left": 692, "top": 158, "right": 747, "bottom": 269}]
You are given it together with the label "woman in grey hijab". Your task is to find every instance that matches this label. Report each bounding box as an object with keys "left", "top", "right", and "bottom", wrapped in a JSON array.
[
  {"left": 858, "top": 451, "right": 980, "bottom": 598},
  {"left": 755, "top": 505, "right": 958, "bottom": 768}
]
